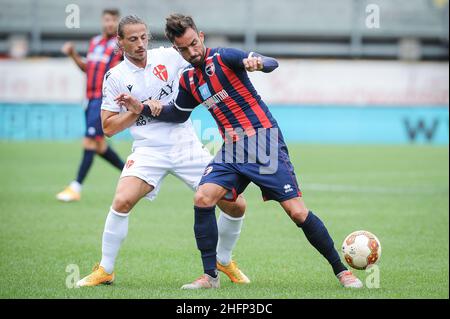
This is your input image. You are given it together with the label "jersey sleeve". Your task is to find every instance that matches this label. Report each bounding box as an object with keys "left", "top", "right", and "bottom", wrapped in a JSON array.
[
  {"left": 101, "top": 72, "right": 121, "bottom": 112},
  {"left": 219, "top": 47, "right": 279, "bottom": 73},
  {"left": 174, "top": 73, "right": 200, "bottom": 112},
  {"left": 218, "top": 47, "right": 248, "bottom": 70}
]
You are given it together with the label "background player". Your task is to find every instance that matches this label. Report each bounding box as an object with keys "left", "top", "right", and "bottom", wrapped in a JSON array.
[
  {"left": 56, "top": 9, "right": 125, "bottom": 202},
  {"left": 76, "top": 15, "right": 249, "bottom": 287},
  {"left": 119, "top": 13, "right": 364, "bottom": 290}
]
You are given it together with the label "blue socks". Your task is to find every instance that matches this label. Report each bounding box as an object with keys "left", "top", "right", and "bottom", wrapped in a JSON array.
[
  {"left": 194, "top": 206, "right": 218, "bottom": 278},
  {"left": 76, "top": 149, "right": 95, "bottom": 184},
  {"left": 100, "top": 146, "right": 124, "bottom": 170},
  {"left": 76, "top": 147, "right": 123, "bottom": 185},
  {"left": 298, "top": 211, "right": 347, "bottom": 275}
]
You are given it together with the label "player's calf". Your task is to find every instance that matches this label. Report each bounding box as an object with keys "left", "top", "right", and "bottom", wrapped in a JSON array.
[{"left": 217, "top": 195, "right": 246, "bottom": 218}]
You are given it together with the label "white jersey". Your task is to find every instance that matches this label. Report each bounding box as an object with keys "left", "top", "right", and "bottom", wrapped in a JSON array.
[{"left": 101, "top": 47, "right": 199, "bottom": 151}]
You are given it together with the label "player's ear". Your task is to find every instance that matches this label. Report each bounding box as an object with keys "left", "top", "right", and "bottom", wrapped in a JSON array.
[{"left": 199, "top": 31, "right": 205, "bottom": 43}]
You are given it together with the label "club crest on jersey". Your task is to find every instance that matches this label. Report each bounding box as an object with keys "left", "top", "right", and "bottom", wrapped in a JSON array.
[
  {"left": 126, "top": 160, "right": 135, "bottom": 169},
  {"left": 205, "top": 62, "right": 215, "bottom": 77},
  {"left": 153, "top": 64, "right": 168, "bottom": 82}
]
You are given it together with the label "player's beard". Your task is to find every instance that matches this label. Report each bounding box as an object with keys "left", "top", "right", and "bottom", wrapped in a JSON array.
[
  {"left": 190, "top": 55, "right": 202, "bottom": 66},
  {"left": 190, "top": 47, "right": 206, "bottom": 66}
]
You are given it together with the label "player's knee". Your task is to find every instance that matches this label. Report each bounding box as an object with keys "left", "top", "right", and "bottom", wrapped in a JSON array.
[
  {"left": 287, "top": 206, "right": 309, "bottom": 224},
  {"left": 83, "top": 138, "right": 97, "bottom": 150},
  {"left": 194, "top": 191, "right": 216, "bottom": 207},
  {"left": 232, "top": 196, "right": 246, "bottom": 217},
  {"left": 112, "top": 194, "right": 134, "bottom": 213}
]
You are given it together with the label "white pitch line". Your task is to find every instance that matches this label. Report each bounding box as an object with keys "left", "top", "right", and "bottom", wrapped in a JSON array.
[
  {"left": 303, "top": 183, "right": 449, "bottom": 195},
  {"left": 301, "top": 171, "right": 448, "bottom": 179}
]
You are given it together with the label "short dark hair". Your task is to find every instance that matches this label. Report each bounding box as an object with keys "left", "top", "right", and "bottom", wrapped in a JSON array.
[
  {"left": 165, "top": 13, "right": 198, "bottom": 43},
  {"left": 102, "top": 8, "right": 120, "bottom": 17},
  {"left": 117, "top": 15, "right": 147, "bottom": 38}
]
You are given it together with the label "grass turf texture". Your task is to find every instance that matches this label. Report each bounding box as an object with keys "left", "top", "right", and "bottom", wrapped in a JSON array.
[{"left": 0, "top": 141, "right": 448, "bottom": 299}]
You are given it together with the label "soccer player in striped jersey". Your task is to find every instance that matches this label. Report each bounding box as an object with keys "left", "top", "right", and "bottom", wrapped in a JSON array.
[
  {"left": 56, "top": 9, "right": 125, "bottom": 202},
  {"left": 75, "top": 15, "right": 249, "bottom": 288},
  {"left": 118, "top": 13, "right": 363, "bottom": 289}
]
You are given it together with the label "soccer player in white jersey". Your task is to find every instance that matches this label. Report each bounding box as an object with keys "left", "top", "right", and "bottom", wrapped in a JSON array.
[{"left": 76, "top": 15, "right": 249, "bottom": 287}]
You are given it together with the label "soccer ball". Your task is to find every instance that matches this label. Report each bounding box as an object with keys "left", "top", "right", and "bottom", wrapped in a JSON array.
[{"left": 342, "top": 230, "right": 381, "bottom": 270}]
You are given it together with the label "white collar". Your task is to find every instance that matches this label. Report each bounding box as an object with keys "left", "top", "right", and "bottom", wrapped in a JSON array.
[{"left": 123, "top": 52, "right": 151, "bottom": 73}]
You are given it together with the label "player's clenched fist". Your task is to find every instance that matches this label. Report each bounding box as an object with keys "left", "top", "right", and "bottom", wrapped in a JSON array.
[
  {"left": 61, "top": 41, "right": 75, "bottom": 57},
  {"left": 114, "top": 94, "right": 163, "bottom": 117},
  {"left": 143, "top": 100, "right": 163, "bottom": 117},
  {"left": 243, "top": 56, "right": 263, "bottom": 72},
  {"left": 145, "top": 100, "right": 163, "bottom": 117}
]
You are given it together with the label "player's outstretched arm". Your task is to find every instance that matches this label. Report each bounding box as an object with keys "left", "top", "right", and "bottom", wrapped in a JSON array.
[
  {"left": 142, "top": 103, "right": 191, "bottom": 123},
  {"left": 61, "top": 41, "right": 87, "bottom": 72},
  {"left": 114, "top": 93, "right": 190, "bottom": 124},
  {"left": 220, "top": 48, "right": 279, "bottom": 73}
]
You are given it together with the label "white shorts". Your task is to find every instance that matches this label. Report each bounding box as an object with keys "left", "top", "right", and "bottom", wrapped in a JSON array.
[{"left": 120, "top": 142, "right": 213, "bottom": 201}]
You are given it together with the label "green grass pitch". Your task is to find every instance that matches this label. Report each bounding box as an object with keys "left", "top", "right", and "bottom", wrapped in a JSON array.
[{"left": 0, "top": 141, "right": 448, "bottom": 298}]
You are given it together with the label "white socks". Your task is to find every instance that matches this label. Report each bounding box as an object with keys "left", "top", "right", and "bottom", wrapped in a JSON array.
[
  {"left": 70, "top": 181, "right": 82, "bottom": 193},
  {"left": 216, "top": 211, "right": 244, "bottom": 266},
  {"left": 100, "top": 207, "right": 129, "bottom": 274},
  {"left": 98, "top": 208, "right": 242, "bottom": 273}
]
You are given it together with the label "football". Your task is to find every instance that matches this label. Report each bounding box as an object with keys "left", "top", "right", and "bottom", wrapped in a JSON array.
[{"left": 342, "top": 230, "right": 381, "bottom": 270}]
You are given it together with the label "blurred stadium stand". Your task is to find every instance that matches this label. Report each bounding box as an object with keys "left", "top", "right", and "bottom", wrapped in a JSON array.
[{"left": 0, "top": 0, "right": 448, "bottom": 60}]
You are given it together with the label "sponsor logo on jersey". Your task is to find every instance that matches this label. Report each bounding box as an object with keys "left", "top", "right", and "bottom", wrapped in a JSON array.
[
  {"left": 127, "top": 84, "right": 133, "bottom": 92},
  {"left": 203, "top": 89, "right": 229, "bottom": 110},
  {"left": 157, "top": 80, "right": 175, "bottom": 100},
  {"left": 135, "top": 115, "right": 147, "bottom": 126},
  {"left": 199, "top": 83, "right": 212, "bottom": 100},
  {"left": 153, "top": 64, "right": 168, "bottom": 82}
]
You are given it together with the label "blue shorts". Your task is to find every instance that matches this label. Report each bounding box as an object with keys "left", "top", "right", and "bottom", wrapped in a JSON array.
[
  {"left": 199, "top": 129, "right": 302, "bottom": 202},
  {"left": 85, "top": 98, "right": 104, "bottom": 138}
]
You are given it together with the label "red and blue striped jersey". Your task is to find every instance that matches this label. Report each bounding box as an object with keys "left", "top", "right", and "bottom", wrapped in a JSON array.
[
  {"left": 86, "top": 35, "right": 122, "bottom": 100},
  {"left": 175, "top": 47, "right": 278, "bottom": 142}
]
